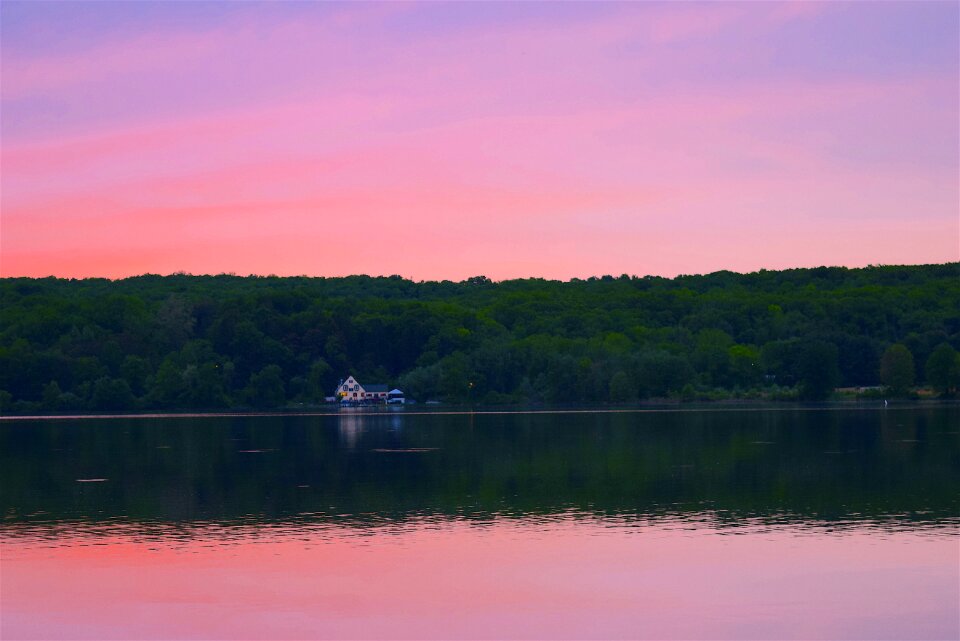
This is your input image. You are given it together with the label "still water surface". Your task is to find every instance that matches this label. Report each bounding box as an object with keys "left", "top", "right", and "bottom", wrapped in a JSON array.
[{"left": 2, "top": 407, "right": 958, "bottom": 640}]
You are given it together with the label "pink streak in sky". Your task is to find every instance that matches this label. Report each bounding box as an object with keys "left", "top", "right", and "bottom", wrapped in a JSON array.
[{"left": 1, "top": 2, "right": 957, "bottom": 279}]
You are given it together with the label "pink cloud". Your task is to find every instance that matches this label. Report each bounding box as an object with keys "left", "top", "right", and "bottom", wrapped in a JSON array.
[{"left": 1, "top": 3, "right": 405, "bottom": 102}]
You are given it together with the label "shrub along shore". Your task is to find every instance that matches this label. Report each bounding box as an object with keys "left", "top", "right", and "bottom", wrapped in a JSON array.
[{"left": 2, "top": 264, "right": 958, "bottom": 414}]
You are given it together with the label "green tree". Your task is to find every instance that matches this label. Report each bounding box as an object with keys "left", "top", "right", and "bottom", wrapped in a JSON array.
[
  {"left": 760, "top": 339, "right": 801, "bottom": 387},
  {"left": 153, "top": 295, "right": 196, "bottom": 351},
  {"left": 57, "top": 392, "right": 82, "bottom": 411},
  {"left": 693, "top": 329, "right": 733, "bottom": 385},
  {"left": 150, "top": 357, "right": 185, "bottom": 407},
  {"left": 728, "top": 344, "right": 761, "bottom": 387},
  {"left": 306, "top": 358, "right": 332, "bottom": 401},
  {"left": 880, "top": 344, "right": 915, "bottom": 396},
  {"left": 438, "top": 352, "right": 473, "bottom": 402},
  {"left": 608, "top": 371, "right": 636, "bottom": 403},
  {"left": 679, "top": 383, "right": 697, "bottom": 402},
  {"left": 41, "top": 380, "right": 63, "bottom": 411},
  {"left": 797, "top": 340, "right": 839, "bottom": 401},
  {"left": 925, "top": 343, "right": 960, "bottom": 396},
  {"left": 635, "top": 350, "right": 693, "bottom": 398},
  {"left": 245, "top": 365, "right": 285, "bottom": 409},
  {"left": 120, "top": 355, "right": 151, "bottom": 397},
  {"left": 91, "top": 377, "right": 135, "bottom": 411},
  {"left": 183, "top": 362, "right": 227, "bottom": 407},
  {"left": 398, "top": 363, "right": 441, "bottom": 403}
]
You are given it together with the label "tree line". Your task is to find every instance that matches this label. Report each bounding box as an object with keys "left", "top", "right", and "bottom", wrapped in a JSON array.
[{"left": 1, "top": 264, "right": 958, "bottom": 413}]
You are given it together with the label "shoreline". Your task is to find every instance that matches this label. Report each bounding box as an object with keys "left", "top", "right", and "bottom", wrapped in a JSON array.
[{"left": 2, "top": 399, "right": 956, "bottom": 422}]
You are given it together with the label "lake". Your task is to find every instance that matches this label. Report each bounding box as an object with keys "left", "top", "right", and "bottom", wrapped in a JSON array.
[{"left": 1, "top": 406, "right": 957, "bottom": 640}]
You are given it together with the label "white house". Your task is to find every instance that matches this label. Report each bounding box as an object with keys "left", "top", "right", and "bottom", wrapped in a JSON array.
[{"left": 337, "top": 375, "right": 393, "bottom": 402}]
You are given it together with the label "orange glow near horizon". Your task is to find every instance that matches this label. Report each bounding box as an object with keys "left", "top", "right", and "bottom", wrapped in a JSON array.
[{"left": 1, "top": 2, "right": 957, "bottom": 279}]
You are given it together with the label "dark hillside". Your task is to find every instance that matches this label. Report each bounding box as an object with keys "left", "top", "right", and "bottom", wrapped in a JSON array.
[{"left": 2, "top": 264, "right": 958, "bottom": 412}]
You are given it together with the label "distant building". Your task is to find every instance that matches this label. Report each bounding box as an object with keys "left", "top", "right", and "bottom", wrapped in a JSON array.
[
  {"left": 364, "top": 383, "right": 389, "bottom": 398},
  {"left": 336, "top": 375, "right": 395, "bottom": 403}
]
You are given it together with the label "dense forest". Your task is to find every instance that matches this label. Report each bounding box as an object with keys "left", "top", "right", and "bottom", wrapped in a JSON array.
[{"left": 1, "top": 264, "right": 959, "bottom": 413}]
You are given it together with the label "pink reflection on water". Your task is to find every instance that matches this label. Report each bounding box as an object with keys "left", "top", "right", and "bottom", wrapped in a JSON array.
[{"left": 2, "top": 518, "right": 957, "bottom": 640}]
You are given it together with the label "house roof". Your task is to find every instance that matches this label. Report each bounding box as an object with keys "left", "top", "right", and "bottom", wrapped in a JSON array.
[{"left": 364, "top": 384, "right": 389, "bottom": 393}]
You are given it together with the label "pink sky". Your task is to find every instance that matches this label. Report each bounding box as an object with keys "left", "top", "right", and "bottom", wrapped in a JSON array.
[{"left": 1, "top": 2, "right": 957, "bottom": 280}]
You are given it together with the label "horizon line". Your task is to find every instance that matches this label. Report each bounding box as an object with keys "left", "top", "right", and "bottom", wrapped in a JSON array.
[{"left": 2, "top": 260, "right": 956, "bottom": 285}]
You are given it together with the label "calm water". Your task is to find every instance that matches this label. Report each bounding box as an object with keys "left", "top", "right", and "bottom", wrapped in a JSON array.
[{"left": 1, "top": 407, "right": 958, "bottom": 640}]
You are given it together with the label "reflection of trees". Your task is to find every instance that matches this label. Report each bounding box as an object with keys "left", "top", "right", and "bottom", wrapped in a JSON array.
[{"left": 1, "top": 409, "right": 957, "bottom": 529}]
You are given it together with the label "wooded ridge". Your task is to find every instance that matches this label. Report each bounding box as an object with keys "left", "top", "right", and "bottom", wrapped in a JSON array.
[{"left": 2, "top": 263, "right": 958, "bottom": 412}]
